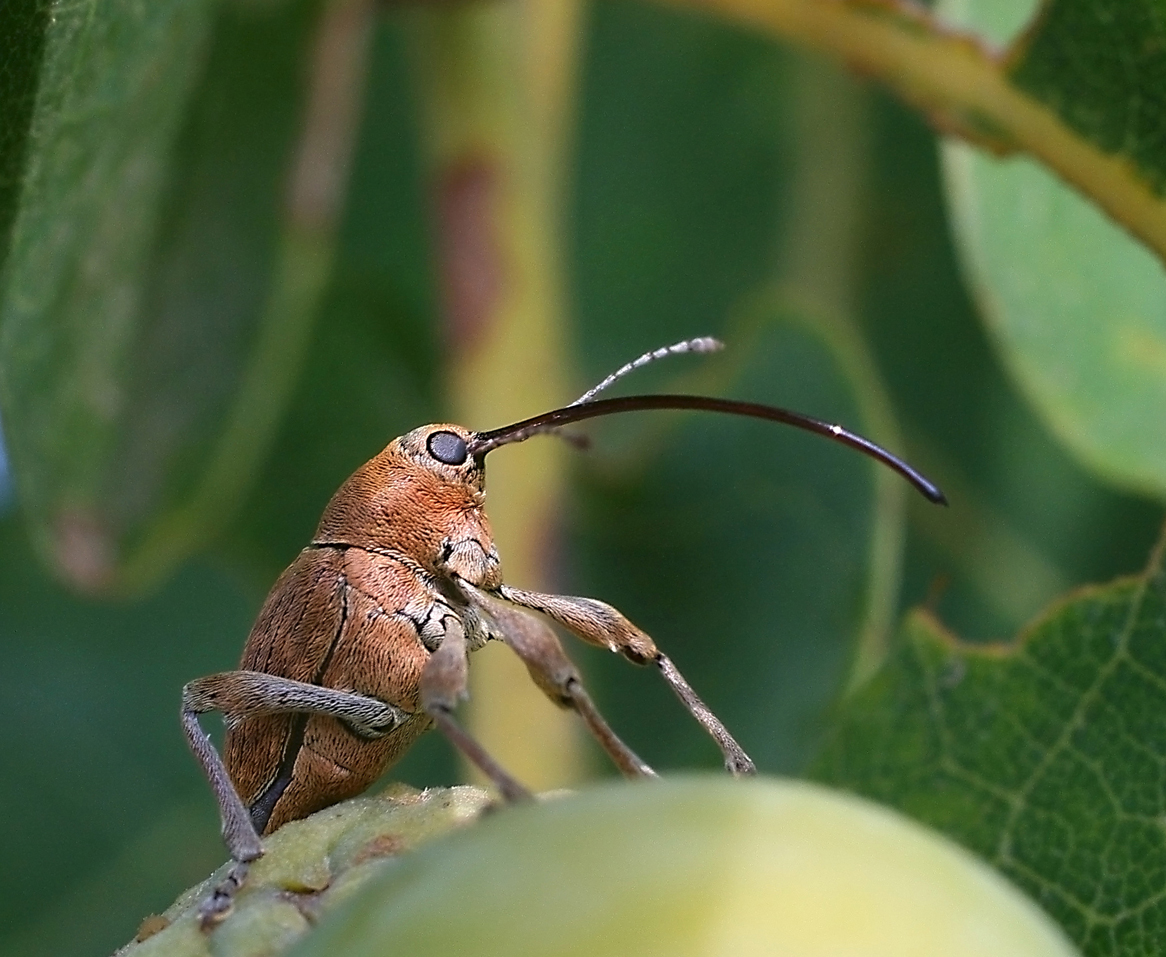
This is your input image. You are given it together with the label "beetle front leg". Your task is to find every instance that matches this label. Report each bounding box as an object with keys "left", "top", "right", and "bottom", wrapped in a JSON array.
[
  {"left": 181, "top": 672, "right": 410, "bottom": 928},
  {"left": 419, "top": 617, "right": 533, "bottom": 803},
  {"left": 458, "top": 580, "right": 655, "bottom": 779},
  {"left": 653, "top": 653, "right": 755, "bottom": 776},
  {"left": 496, "top": 585, "right": 756, "bottom": 776}
]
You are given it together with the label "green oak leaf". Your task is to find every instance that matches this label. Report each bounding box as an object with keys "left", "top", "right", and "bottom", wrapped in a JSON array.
[
  {"left": 1009, "top": 0, "right": 1166, "bottom": 196},
  {"left": 814, "top": 524, "right": 1166, "bottom": 956}
]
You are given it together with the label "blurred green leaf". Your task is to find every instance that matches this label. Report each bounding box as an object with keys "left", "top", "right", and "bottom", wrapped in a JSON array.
[
  {"left": 943, "top": 141, "right": 1166, "bottom": 498},
  {"left": 0, "top": 0, "right": 217, "bottom": 584},
  {"left": 0, "top": 0, "right": 333, "bottom": 595},
  {"left": 0, "top": 0, "right": 50, "bottom": 270},
  {"left": 937, "top": 0, "right": 1166, "bottom": 499},
  {"left": 5, "top": 803, "right": 223, "bottom": 957},
  {"left": 573, "top": 303, "right": 901, "bottom": 774},
  {"left": 571, "top": 3, "right": 794, "bottom": 775},
  {"left": 657, "top": 0, "right": 1166, "bottom": 264},
  {"left": 815, "top": 525, "right": 1166, "bottom": 955},
  {"left": 569, "top": 7, "right": 905, "bottom": 774},
  {"left": 0, "top": 513, "right": 254, "bottom": 957},
  {"left": 571, "top": 1, "right": 788, "bottom": 360},
  {"left": 856, "top": 84, "right": 1161, "bottom": 641}
]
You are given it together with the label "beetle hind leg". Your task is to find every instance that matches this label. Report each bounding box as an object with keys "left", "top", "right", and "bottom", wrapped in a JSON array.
[{"left": 181, "top": 671, "right": 413, "bottom": 928}]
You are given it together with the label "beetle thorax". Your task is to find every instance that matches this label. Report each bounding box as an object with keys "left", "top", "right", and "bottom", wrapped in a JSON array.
[{"left": 312, "top": 427, "right": 501, "bottom": 587}]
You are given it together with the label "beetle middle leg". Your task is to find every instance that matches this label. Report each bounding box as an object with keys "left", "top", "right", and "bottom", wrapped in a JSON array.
[
  {"left": 495, "top": 584, "right": 756, "bottom": 776},
  {"left": 419, "top": 616, "right": 533, "bottom": 802},
  {"left": 181, "top": 672, "right": 409, "bottom": 928}
]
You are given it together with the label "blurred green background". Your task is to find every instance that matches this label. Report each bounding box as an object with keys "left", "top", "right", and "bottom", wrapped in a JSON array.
[{"left": 1, "top": 1, "right": 1162, "bottom": 955}]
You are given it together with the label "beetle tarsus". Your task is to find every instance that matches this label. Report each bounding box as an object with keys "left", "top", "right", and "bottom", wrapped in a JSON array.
[
  {"left": 656, "top": 653, "right": 756, "bottom": 775},
  {"left": 197, "top": 860, "right": 251, "bottom": 931}
]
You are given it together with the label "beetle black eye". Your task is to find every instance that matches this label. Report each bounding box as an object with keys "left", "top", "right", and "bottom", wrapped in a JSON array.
[{"left": 427, "top": 430, "right": 468, "bottom": 466}]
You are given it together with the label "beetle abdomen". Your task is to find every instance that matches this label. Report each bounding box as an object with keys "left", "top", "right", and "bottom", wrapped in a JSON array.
[{"left": 224, "top": 547, "right": 439, "bottom": 833}]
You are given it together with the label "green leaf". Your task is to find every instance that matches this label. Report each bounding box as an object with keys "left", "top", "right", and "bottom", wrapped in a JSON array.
[
  {"left": 566, "top": 8, "right": 914, "bottom": 775},
  {"left": 0, "top": 0, "right": 333, "bottom": 594},
  {"left": 942, "top": 143, "right": 1166, "bottom": 498},
  {"left": 1009, "top": 0, "right": 1166, "bottom": 195},
  {"left": 0, "top": 512, "right": 253, "bottom": 957},
  {"left": 0, "top": 0, "right": 216, "bottom": 585},
  {"left": 854, "top": 80, "right": 1162, "bottom": 644},
  {"left": 938, "top": 0, "right": 1166, "bottom": 500},
  {"left": 814, "top": 524, "right": 1166, "bottom": 955},
  {"left": 0, "top": 0, "right": 51, "bottom": 271}
]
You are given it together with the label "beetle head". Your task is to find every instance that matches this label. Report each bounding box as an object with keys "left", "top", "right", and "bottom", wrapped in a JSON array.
[{"left": 313, "top": 423, "right": 498, "bottom": 584}]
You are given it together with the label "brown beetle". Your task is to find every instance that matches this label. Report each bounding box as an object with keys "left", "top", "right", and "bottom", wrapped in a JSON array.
[{"left": 182, "top": 339, "right": 945, "bottom": 927}]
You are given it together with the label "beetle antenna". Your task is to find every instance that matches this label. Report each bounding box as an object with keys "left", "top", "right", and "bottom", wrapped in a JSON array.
[
  {"left": 570, "top": 337, "right": 723, "bottom": 407},
  {"left": 469, "top": 394, "right": 947, "bottom": 505}
]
